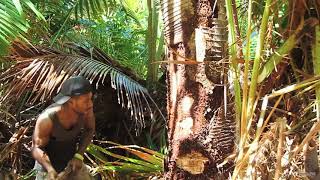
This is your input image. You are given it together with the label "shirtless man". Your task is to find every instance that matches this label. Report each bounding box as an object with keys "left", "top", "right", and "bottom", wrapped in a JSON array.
[{"left": 31, "top": 76, "right": 95, "bottom": 180}]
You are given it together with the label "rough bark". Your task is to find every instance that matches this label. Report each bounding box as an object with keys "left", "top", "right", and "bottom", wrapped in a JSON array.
[{"left": 162, "top": 0, "right": 235, "bottom": 179}]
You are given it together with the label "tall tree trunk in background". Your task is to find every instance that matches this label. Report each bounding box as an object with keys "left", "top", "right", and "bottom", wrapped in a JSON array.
[
  {"left": 147, "top": 0, "right": 160, "bottom": 84},
  {"left": 161, "top": 0, "right": 235, "bottom": 179}
]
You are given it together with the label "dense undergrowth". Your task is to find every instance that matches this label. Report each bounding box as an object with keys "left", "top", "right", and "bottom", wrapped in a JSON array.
[{"left": 1, "top": 0, "right": 320, "bottom": 179}]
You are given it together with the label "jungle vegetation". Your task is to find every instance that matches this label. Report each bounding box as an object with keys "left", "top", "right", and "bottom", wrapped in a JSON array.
[{"left": 0, "top": 0, "right": 320, "bottom": 179}]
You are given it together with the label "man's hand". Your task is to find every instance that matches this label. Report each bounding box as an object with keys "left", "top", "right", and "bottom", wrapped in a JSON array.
[
  {"left": 47, "top": 168, "right": 58, "bottom": 180},
  {"left": 68, "top": 158, "right": 83, "bottom": 172}
]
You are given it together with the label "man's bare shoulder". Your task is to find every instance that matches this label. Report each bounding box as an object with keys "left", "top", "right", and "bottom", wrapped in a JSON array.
[{"left": 36, "top": 106, "right": 61, "bottom": 127}]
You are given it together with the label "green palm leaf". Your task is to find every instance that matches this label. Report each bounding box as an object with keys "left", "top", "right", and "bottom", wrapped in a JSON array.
[
  {"left": 72, "top": 0, "right": 141, "bottom": 25},
  {"left": 0, "top": 45, "right": 164, "bottom": 131},
  {"left": 51, "top": 0, "right": 142, "bottom": 47},
  {"left": 0, "top": 0, "right": 45, "bottom": 55},
  {"left": 86, "top": 143, "right": 163, "bottom": 175}
]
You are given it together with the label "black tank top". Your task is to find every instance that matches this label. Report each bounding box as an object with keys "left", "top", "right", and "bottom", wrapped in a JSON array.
[{"left": 34, "top": 105, "right": 84, "bottom": 172}]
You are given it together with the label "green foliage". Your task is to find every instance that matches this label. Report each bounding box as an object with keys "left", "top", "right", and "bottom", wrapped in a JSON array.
[
  {"left": 258, "top": 21, "right": 303, "bottom": 83},
  {"left": 86, "top": 142, "right": 164, "bottom": 177},
  {"left": 18, "top": 169, "right": 36, "bottom": 180},
  {"left": 146, "top": 0, "right": 162, "bottom": 83},
  {"left": 232, "top": 0, "right": 320, "bottom": 178},
  {"left": 72, "top": 0, "right": 142, "bottom": 25},
  {"left": 27, "top": 0, "right": 150, "bottom": 79},
  {"left": 65, "top": 10, "right": 148, "bottom": 78},
  {"left": 18, "top": 142, "right": 164, "bottom": 179},
  {"left": 242, "top": 32, "right": 258, "bottom": 60},
  {"left": 247, "top": 0, "right": 271, "bottom": 113},
  {"left": 0, "top": 0, "right": 45, "bottom": 55},
  {"left": 0, "top": 1, "right": 166, "bottom": 178},
  {"left": 225, "top": 0, "right": 242, "bottom": 125}
]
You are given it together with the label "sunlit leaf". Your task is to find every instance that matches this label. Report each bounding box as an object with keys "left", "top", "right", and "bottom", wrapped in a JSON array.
[
  {"left": 23, "top": 0, "right": 46, "bottom": 21},
  {"left": 86, "top": 142, "right": 164, "bottom": 175},
  {"left": 12, "top": 0, "right": 23, "bottom": 15},
  {"left": 0, "top": 0, "right": 45, "bottom": 55}
]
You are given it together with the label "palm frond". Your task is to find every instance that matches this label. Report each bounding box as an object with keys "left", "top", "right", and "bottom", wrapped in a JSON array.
[
  {"left": 0, "top": 45, "right": 164, "bottom": 132},
  {"left": 50, "top": 0, "right": 142, "bottom": 45},
  {"left": 73, "top": 0, "right": 141, "bottom": 26},
  {"left": 0, "top": 0, "right": 45, "bottom": 55},
  {"left": 86, "top": 142, "right": 163, "bottom": 177}
]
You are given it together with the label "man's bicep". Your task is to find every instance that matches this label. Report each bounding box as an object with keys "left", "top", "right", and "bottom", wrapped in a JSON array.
[{"left": 33, "top": 115, "right": 52, "bottom": 148}]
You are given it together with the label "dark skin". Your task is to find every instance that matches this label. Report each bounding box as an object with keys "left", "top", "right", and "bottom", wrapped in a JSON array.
[{"left": 31, "top": 92, "right": 95, "bottom": 180}]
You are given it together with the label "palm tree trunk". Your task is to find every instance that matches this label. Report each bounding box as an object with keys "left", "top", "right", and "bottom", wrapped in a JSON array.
[{"left": 162, "top": 0, "right": 235, "bottom": 179}]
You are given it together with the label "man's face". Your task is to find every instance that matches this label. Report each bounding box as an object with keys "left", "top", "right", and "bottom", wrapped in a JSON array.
[{"left": 70, "top": 92, "right": 93, "bottom": 114}]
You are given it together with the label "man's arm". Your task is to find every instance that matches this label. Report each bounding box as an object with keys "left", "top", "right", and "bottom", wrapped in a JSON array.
[
  {"left": 77, "top": 108, "right": 95, "bottom": 155},
  {"left": 31, "top": 113, "right": 56, "bottom": 173}
]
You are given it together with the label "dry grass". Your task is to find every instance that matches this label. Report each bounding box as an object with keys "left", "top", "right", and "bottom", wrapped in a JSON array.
[{"left": 231, "top": 77, "right": 320, "bottom": 179}]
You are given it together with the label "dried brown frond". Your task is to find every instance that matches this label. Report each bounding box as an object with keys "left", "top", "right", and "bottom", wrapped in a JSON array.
[{"left": 0, "top": 43, "right": 165, "bottom": 132}]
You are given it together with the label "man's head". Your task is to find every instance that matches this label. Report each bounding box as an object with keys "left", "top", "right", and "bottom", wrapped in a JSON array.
[{"left": 53, "top": 76, "right": 93, "bottom": 114}]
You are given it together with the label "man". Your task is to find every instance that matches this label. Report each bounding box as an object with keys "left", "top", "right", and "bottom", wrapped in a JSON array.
[{"left": 31, "top": 76, "right": 95, "bottom": 180}]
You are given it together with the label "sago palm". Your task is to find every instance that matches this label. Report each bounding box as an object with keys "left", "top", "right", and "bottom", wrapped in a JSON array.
[
  {"left": 0, "top": 0, "right": 45, "bottom": 55},
  {"left": 0, "top": 43, "right": 164, "bottom": 132}
]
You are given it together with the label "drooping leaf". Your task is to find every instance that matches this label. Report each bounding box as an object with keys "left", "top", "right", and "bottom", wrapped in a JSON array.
[{"left": 0, "top": 44, "right": 164, "bottom": 132}]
